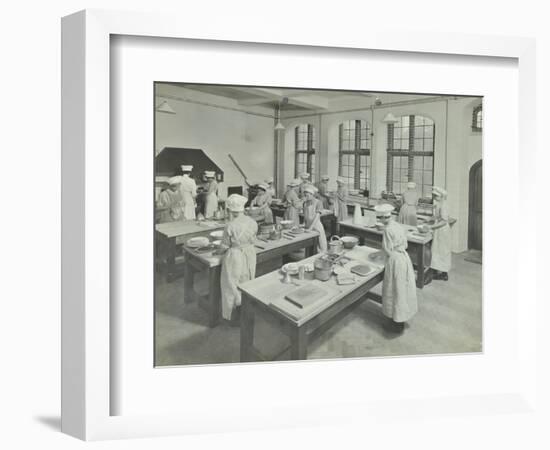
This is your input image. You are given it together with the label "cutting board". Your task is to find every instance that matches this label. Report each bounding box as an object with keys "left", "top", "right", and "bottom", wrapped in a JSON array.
[{"left": 285, "top": 284, "right": 328, "bottom": 309}]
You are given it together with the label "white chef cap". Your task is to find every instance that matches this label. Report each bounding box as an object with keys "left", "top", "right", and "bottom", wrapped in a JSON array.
[
  {"left": 299, "top": 172, "right": 310, "bottom": 179},
  {"left": 374, "top": 203, "right": 395, "bottom": 216},
  {"left": 226, "top": 194, "right": 248, "bottom": 212},
  {"left": 432, "top": 186, "right": 447, "bottom": 198},
  {"left": 321, "top": 174, "right": 330, "bottom": 181},
  {"left": 258, "top": 182, "right": 268, "bottom": 191},
  {"left": 288, "top": 179, "right": 301, "bottom": 187},
  {"left": 265, "top": 177, "right": 274, "bottom": 184},
  {"left": 168, "top": 176, "right": 181, "bottom": 185},
  {"left": 181, "top": 165, "right": 193, "bottom": 171},
  {"left": 204, "top": 171, "right": 215, "bottom": 178},
  {"left": 407, "top": 182, "right": 416, "bottom": 189},
  {"left": 336, "top": 176, "right": 346, "bottom": 184},
  {"left": 303, "top": 184, "right": 317, "bottom": 195}
]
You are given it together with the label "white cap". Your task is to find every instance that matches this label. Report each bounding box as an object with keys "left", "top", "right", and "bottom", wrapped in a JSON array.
[
  {"left": 336, "top": 176, "right": 346, "bottom": 184},
  {"left": 299, "top": 172, "right": 310, "bottom": 179},
  {"left": 265, "top": 177, "right": 274, "bottom": 184},
  {"left": 181, "top": 165, "right": 193, "bottom": 171},
  {"left": 204, "top": 171, "right": 215, "bottom": 178},
  {"left": 321, "top": 174, "right": 330, "bottom": 181},
  {"left": 226, "top": 194, "right": 248, "bottom": 212},
  {"left": 258, "top": 182, "right": 268, "bottom": 191},
  {"left": 168, "top": 176, "right": 181, "bottom": 185},
  {"left": 374, "top": 203, "right": 395, "bottom": 216},
  {"left": 407, "top": 182, "right": 416, "bottom": 189},
  {"left": 288, "top": 179, "right": 301, "bottom": 187},
  {"left": 303, "top": 185, "right": 317, "bottom": 195}
]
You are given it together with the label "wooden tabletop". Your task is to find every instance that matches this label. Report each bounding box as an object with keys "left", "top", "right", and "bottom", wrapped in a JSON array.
[
  {"left": 184, "top": 230, "right": 319, "bottom": 268},
  {"left": 339, "top": 218, "right": 433, "bottom": 244},
  {"left": 239, "top": 245, "right": 385, "bottom": 326},
  {"left": 155, "top": 219, "right": 226, "bottom": 239}
]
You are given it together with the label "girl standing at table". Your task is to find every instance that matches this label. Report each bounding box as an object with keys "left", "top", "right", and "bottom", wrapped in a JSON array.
[
  {"left": 283, "top": 179, "right": 302, "bottom": 227},
  {"left": 302, "top": 185, "right": 327, "bottom": 252},
  {"left": 265, "top": 177, "right": 276, "bottom": 198},
  {"left": 316, "top": 174, "right": 331, "bottom": 210},
  {"left": 333, "top": 177, "right": 349, "bottom": 222},
  {"left": 220, "top": 194, "right": 258, "bottom": 323},
  {"left": 375, "top": 203, "right": 418, "bottom": 333},
  {"left": 157, "top": 177, "right": 184, "bottom": 223},
  {"left": 251, "top": 182, "right": 274, "bottom": 224},
  {"left": 398, "top": 181, "right": 419, "bottom": 226},
  {"left": 203, "top": 171, "right": 218, "bottom": 218},
  {"left": 430, "top": 186, "right": 452, "bottom": 281},
  {"left": 179, "top": 164, "right": 197, "bottom": 220}
]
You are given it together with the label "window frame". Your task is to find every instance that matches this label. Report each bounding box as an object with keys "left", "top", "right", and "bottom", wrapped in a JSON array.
[
  {"left": 294, "top": 123, "right": 316, "bottom": 181},
  {"left": 472, "top": 104, "right": 483, "bottom": 132},
  {"left": 386, "top": 114, "right": 435, "bottom": 199},
  {"left": 338, "top": 119, "right": 371, "bottom": 190}
]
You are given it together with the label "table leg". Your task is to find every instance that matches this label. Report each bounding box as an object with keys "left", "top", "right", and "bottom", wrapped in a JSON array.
[
  {"left": 416, "top": 243, "right": 425, "bottom": 289},
  {"left": 290, "top": 326, "right": 308, "bottom": 360},
  {"left": 166, "top": 238, "right": 177, "bottom": 282},
  {"left": 183, "top": 256, "right": 194, "bottom": 304},
  {"left": 240, "top": 297, "right": 256, "bottom": 362},
  {"left": 207, "top": 267, "right": 221, "bottom": 327}
]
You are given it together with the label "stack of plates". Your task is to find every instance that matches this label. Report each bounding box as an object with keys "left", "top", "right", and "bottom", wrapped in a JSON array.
[{"left": 186, "top": 236, "right": 210, "bottom": 248}]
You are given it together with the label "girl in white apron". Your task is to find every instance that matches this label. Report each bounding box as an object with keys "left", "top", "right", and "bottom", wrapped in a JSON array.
[
  {"left": 375, "top": 203, "right": 418, "bottom": 333},
  {"left": 302, "top": 185, "right": 327, "bottom": 252},
  {"left": 334, "top": 177, "right": 349, "bottom": 222},
  {"left": 398, "top": 182, "right": 419, "bottom": 226},
  {"left": 430, "top": 186, "right": 452, "bottom": 281},
  {"left": 157, "top": 177, "right": 184, "bottom": 223},
  {"left": 179, "top": 165, "right": 197, "bottom": 220},
  {"left": 220, "top": 194, "right": 258, "bottom": 323},
  {"left": 283, "top": 179, "right": 302, "bottom": 227},
  {"left": 204, "top": 171, "right": 218, "bottom": 218},
  {"left": 251, "top": 183, "right": 274, "bottom": 224}
]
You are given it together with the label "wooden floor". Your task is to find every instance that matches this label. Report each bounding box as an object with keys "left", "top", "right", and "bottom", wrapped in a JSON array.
[{"left": 154, "top": 252, "right": 482, "bottom": 366}]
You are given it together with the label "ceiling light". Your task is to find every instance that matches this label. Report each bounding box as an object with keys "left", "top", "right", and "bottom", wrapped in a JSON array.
[
  {"left": 382, "top": 112, "right": 398, "bottom": 123},
  {"left": 274, "top": 120, "right": 285, "bottom": 130},
  {"left": 156, "top": 100, "right": 176, "bottom": 114}
]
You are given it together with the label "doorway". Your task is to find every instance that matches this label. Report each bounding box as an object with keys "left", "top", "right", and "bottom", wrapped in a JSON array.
[{"left": 468, "top": 160, "right": 482, "bottom": 251}]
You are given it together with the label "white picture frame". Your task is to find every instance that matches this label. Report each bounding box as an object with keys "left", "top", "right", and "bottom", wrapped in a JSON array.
[{"left": 61, "top": 9, "right": 538, "bottom": 441}]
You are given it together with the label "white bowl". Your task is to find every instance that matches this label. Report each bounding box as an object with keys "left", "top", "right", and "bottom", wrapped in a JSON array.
[
  {"left": 210, "top": 230, "right": 224, "bottom": 239},
  {"left": 282, "top": 263, "right": 299, "bottom": 275},
  {"left": 186, "top": 236, "right": 210, "bottom": 248}
]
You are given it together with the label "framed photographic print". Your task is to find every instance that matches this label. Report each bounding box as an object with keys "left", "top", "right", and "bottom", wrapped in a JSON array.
[{"left": 62, "top": 9, "right": 538, "bottom": 441}]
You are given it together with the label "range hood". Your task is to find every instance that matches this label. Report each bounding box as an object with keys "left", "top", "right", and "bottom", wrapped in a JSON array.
[{"left": 155, "top": 147, "right": 224, "bottom": 182}]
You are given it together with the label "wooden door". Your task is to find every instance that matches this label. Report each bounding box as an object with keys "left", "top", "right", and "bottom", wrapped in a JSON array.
[{"left": 468, "top": 160, "right": 482, "bottom": 250}]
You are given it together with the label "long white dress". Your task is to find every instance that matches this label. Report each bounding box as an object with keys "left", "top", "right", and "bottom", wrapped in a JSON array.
[
  {"left": 179, "top": 174, "right": 197, "bottom": 220},
  {"left": 157, "top": 189, "right": 184, "bottom": 223},
  {"left": 398, "top": 189, "right": 419, "bottom": 226},
  {"left": 251, "top": 191, "right": 273, "bottom": 224},
  {"left": 381, "top": 220, "right": 418, "bottom": 322},
  {"left": 283, "top": 188, "right": 302, "bottom": 227},
  {"left": 303, "top": 198, "right": 327, "bottom": 252},
  {"left": 220, "top": 214, "right": 258, "bottom": 320},
  {"left": 204, "top": 180, "right": 219, "bottom": 218},
  {"left": 333, "top": 184, "right": 349, "bottom": 222},
  {"left": 430, "top": 200, "right": 452, "bottom": 272}
]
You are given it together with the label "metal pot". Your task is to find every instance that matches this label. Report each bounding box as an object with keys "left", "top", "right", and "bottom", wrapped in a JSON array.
[
  {"left": 259, "top": 223, "right": 274, "bottom": 235},
  {"left": 328, "top": 235, "right": 343, "bottom": 255},
  {"left": 269, "top": 226, "right": 282, "bottom": 240},
  {"left": 314, "top": 256, "right": 332, "bottom": 281}
]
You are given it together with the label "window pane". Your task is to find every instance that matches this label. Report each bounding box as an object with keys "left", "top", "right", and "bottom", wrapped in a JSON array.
[
  {"left": 401, "top": 127, "right": 409, "bottom": 139},
  {"left": 425, "top": 126, "right": 434, "bottom": 138},
  {"left": 402, "top": 116, "right": 409, "bottom": 127},
  {"left": 415, "top": 126, "right": 424, "bottom": 138}
]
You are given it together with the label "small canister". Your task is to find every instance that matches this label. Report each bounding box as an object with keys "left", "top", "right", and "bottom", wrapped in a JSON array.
[{"left": 298, "top": 265, "right": 305, "bottom": 280}]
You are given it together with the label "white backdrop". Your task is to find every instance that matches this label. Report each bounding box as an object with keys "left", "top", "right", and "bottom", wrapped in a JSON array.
[{"left": 1, "top": 1, "right": 548, "bottom": 449}]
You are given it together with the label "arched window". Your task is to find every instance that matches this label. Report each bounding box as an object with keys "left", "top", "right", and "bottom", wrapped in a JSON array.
[
  {"left": 338, "top": 119, "right": 371, "bottom": 190},
  {"left": 294, "top": 124, "right": 316, "bottom": 181},
  {"left": 386, "top": 114, "right": 434, "bottom": 198},
  {"left": 472, "top": 105, "right": 482, "bottom": 131}
]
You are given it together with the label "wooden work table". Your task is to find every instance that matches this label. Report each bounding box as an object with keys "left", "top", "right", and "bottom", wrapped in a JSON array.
[
  {"left": 155, "top": 219, "right": 227, "bottom": 281},
  {"left": 338, "top": 219, "right": 432, "bottom": 288},
  {"left": 182, "top": 230, "right": 319, "bottom": 327},
  {"left": 239, "top": 245, "right": 385, "bottom": 362}
]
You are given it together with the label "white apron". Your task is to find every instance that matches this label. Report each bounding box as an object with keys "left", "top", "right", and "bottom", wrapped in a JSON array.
[
  {"left": 179, "top": 175, "right": 197, "bottom": 220},
  {"left": 398, "top": 190, "right": 418, "bottom": 226},
  {"left": 220, "top": 215, "right": 258, "bottom": 320},
  {"left": 204, "top": 180, "right": 219, "bottom": 218},
  {"left": 381, "top": 221, "right": 418, "bottom": 322},
  {"left": 431, "top": 201, "right": 452, "bottom": 272},
  {"left": 283, "top": 189, "right": 302, "bottom": 227},
  {"left": 157, "top": 189, "right": 184, "bottom": 223},
  {"left": 334, "top": 185, "right": 349, "bottom": 222},
  {"left": 303, "top": 198, "right": 327, "bottom": 252},
  {"left": 252, "top": 192, "right": 273, "bottom": 224}
]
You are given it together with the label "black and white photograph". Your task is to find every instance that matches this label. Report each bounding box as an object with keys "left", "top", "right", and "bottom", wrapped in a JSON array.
[{"left": 154, "top": 83, "right": 483, "bottom": 366}]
